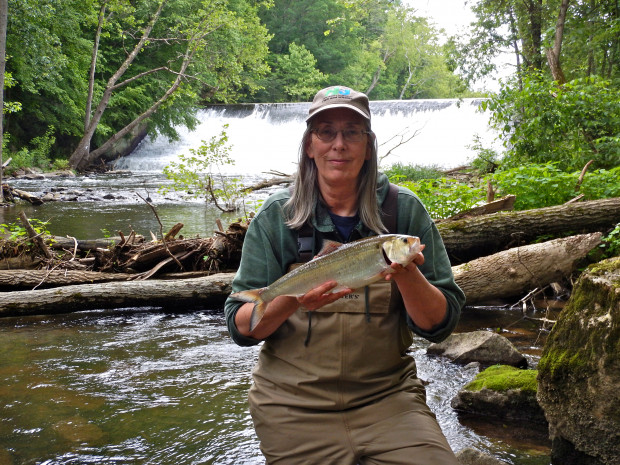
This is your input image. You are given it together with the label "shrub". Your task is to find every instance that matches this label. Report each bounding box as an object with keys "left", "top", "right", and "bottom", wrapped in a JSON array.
[
  {"left": 399, "top": 177, "right": 486, "bottom": 219},
  {"left": 488, "top": 163, "right": 620, "bottom": 211}
]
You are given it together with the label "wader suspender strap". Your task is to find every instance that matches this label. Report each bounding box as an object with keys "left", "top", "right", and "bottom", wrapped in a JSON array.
[
  {"left": 382, "top": 182, "right": 399, "bottom": 235},
  {"left": 296, "top": 183, "right": 399, "bottom": 261},
  {"left": 297, "top": 222, "right": 315, "bottom": 263}
]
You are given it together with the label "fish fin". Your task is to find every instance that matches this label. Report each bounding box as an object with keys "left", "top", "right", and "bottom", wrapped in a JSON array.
[
  {"left": 316, "top": 239, "right": 342, "bottom": 257},
  {"left": 230, "top": 289, "right": 268, "bottom": 332},
  {"left": 249, "top": 300, "right": 267, "bottom": 332},
  {"left": 230, "top": 288, "right": 264, "bottom": 303}
]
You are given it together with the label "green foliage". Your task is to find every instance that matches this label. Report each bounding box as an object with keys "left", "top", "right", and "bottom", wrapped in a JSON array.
[
  {"left": 482, "top": 74, "right": 620, "bottom": 171},
  {"left": 580, "top": 167, "right": 620, "bottom": 200},
  {"left": 600, "top": 224, "right": 620, "bottom": 259},
  {"left": 51, "top": 158, "right": 71, "bottom": 171},
  {"left": 5, "top": 126, "right": 56, "bottom": 174},
  {"left": 0, "top": 218, "right": 51, "bottom": 243},
  {"left": 488, "top": 163, "right": 620, "bottom": 211},
  {"left": 6, "top": 0, "right": 272, "bottom": 164},
  {"left": 256, "top": 0, "right": 467, "bottom": 101},
  {"left": 274, "top": 43, "right": 327, "bottom": 101},
  {"left": 3, "top": 68, "right": 22, "bottom": 114},
  {"left": 467, "top": 134, "right": 501, "bottom": 175},
  {"left": 160, "top": 125, "right": 242, "bottom": 211},
  {"left": 383, "top": 162, "right": 443, "bottom": 182},
  {"left": 6, "top": 0, "right": 94, "bottom": 147},
  {"left": 398, "top": 177, "right": 486, "bottom": 219},
  {"left": 457, "top": 0, "right": 619, "bottom": 86}
]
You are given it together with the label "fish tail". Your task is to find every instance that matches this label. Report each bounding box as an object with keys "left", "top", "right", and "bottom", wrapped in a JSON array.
[{"left": 230, "top": 288, "right": 267, "bottom": 332}]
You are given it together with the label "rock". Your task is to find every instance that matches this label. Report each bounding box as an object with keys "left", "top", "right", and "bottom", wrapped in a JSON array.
[
  {"left": 427, "top": 330, "right": 527, "bottom": 367},
  {"left": 41, "top": 192, "right": 61, "bottom": 202},
  {"left": 537, "top": 256, "right": 620, "bottom": 465},
  {"left": 451, "top": 365, "right": 547, "bottom": 425},
  {"left": 456, "top": 447, "right": 508, "bottom": 465}
]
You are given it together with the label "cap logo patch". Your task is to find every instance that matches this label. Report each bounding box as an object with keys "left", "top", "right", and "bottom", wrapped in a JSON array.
[{"left": 324, "top": 87, "right": 351, "bottom": 98}]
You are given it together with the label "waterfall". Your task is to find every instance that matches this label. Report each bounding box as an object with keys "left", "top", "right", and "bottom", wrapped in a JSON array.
[{"left": 114, "top": 98, "right": 498, "bottom": 175}]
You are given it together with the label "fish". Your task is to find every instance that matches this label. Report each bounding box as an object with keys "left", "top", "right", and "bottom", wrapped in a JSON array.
[{"left": 230, "top": 234, "right": 421, "bottom": 331}]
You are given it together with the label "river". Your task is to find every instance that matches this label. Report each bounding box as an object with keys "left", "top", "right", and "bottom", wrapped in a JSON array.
[
  {"left": 0, "top": 171, "right": 553, "bottom": 465},
  {"left": 0, "top": 100, "right": 552, "bottom": 464},
  {"left": 0, "top": 305, "right": 552, "bottom": 465}
]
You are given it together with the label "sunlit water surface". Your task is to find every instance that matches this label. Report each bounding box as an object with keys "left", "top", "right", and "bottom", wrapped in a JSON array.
[{"left": 0, "top": 306, "right": 552, "bottom": 465}]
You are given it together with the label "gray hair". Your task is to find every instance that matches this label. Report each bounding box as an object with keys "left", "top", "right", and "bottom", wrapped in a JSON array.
[{"left": 284, "top": 123, "right": 386, "bottom": 235}]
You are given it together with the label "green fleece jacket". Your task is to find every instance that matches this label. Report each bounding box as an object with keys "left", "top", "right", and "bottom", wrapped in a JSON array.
[{"left": 224, "top": 173, "right": 464, "bottom": 346}]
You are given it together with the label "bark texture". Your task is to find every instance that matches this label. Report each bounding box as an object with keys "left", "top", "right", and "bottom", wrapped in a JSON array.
[
  {"left": 438, "top": 197, "right": 619, "bottom": 263},
  {"left": 0, "top": 273, "right": 235, "bottom": 317},
  {"left": 453, "top": 232, "right": 603, "bottom": 304}
]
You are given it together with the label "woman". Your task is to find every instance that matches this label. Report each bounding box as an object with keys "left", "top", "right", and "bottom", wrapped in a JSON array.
[{"left": 225, "top": 85, "right": 465, "bottom": 465}]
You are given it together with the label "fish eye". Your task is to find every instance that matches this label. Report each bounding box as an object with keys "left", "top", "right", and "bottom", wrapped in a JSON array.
[{"left": 401, "top": 237, "right": 408, "bottom": 243}]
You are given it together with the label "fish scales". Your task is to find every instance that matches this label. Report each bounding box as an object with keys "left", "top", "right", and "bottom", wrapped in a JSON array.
[
  {"left": 262, "top": 239, "right": 387, "bottom": 301},
  {"left": 231, "top": 234, "right": 421, "bottom": 331}
]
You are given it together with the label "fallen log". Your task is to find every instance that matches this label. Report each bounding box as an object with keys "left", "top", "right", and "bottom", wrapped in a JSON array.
[
  {"left": 454, "top": 232, "right": 603, "bottom": 305},
  {"left": 438, "top": 197, "right": 620, "bottom": 263},
  {"left": 243, "top": 175, "right": 293, "bottom": 192},
  {"left": 436, "top": 195, "right": 516, "bottom": 222},
  {"left": 0, "top": 233, "right": 603, "bottom": 316},
  {"left": 8, "top": 186, "right": 43, "bottom": 205},
  {"left": 0, "top": 273, "right": 236, "bottom": 317},
  {"left": 48, "top": 235, "right": 144, "bottom": 252},
  {"left": 0, "top": 269, "right": 131, "bottom": 291}
]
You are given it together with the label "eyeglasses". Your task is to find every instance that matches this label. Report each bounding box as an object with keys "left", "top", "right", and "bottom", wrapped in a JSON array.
[{"left": 312, "top": 127, "right": 370, "bottom": 143}]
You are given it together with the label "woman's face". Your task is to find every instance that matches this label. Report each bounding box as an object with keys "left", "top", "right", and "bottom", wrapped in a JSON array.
[{"left": 306, "top": 108, "right": 371, "bottom": 188}]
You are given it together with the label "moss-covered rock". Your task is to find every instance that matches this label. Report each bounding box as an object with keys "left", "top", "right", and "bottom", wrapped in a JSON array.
[
  {"left": 537, "top": 256, "right": 620, "bottom": 465},
  {"left": 451, "top": 365, "right": 546, "bottom": 425},
  {"left": 463, "top": 364, "right": 537, "bottom": 393}
]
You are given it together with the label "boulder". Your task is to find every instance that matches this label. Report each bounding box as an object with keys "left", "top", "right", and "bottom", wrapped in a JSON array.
[
  {"left": 451, "top": 365, "right": 547, "bottom": 425},
  {"left": 537, "top": 257, "right": 620, "bottom": 465},
  {"left": 456, "top": 448, "right": 508, "bottom": 465},
  {"left": 427, "top": 330, "right": 527, "bottom": 367}
]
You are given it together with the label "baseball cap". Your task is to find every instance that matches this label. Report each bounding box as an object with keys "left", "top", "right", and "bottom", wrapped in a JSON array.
[{"left": 306, "top": 86, "right": 371, "bottom": 122}]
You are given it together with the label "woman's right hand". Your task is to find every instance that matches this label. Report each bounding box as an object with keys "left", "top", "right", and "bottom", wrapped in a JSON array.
[{"left": 296, "top": 280, "right": 352, "bottom": 311}]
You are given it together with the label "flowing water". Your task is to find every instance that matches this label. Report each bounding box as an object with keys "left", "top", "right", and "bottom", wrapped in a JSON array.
[
  {"left": 0, "top": 307, "right": 552, "bottom": 465},
  {"left": 1, "top": 100, "right": 552, "bottom": 464},
  {"left": 113, "top": 99, "right": 499, "bottom": 174}
]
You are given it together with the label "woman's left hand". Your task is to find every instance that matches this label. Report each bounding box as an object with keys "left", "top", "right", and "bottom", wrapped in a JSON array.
[{"left": 383, "top": 245, "right": 425, "bottom": 280}]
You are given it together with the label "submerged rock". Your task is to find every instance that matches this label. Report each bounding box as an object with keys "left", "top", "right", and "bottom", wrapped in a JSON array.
[
  {"left": 537, "top": 256, "right": 620, "bottom": 465},
  {"left": 456, "top": 447, "right": 509, "bottom": 465},
  {"left": 427, "top": 330, "right": 527, "bottom": 367}
]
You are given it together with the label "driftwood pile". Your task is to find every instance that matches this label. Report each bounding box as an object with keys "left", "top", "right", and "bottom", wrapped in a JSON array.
[
  {"left": 1, "top": 214, "right": 249, "bottom": 287},
  {"left": 1, "top": 196, "right": 619, "bottom": 317}
]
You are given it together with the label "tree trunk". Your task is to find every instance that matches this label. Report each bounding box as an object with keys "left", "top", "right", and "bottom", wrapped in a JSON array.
[
  {"left": 438, "top": 197, "right": 619, "bottom": 263},
  {"left": 546, "top": 0, "right": 570, "bottom": 83},
  {"left": 4, "top": 186, "right": 43, "bottom": 204},
  {"left": 84, "top": 3, "right": 107, "bottom": 135},
  {"left": 48, "top": 236, "right": 143, "bottom": 252},
  {"left": 0, "top": 0, "right": 7, "bottom": 202},
  {"left": 68, "top": 0, "right": 167, "bottom": 170},
  {"left": 454, "top": 232, "right": 602, "bottom": 304}
]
